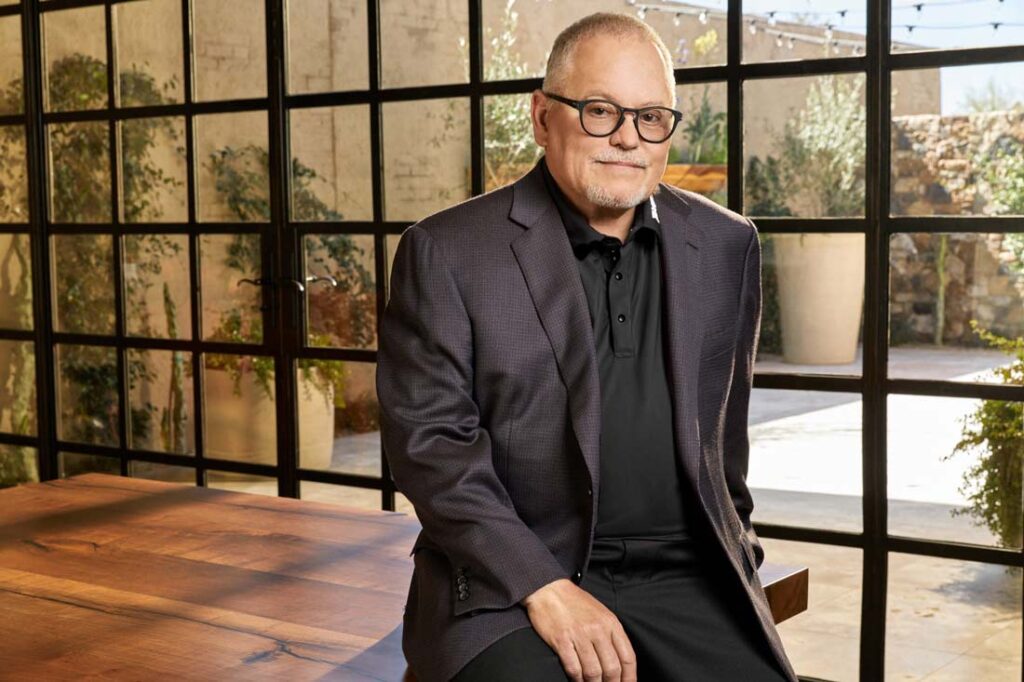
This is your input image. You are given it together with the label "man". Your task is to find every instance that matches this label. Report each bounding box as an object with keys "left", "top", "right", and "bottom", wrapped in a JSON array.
[{"left": 376, "top": 11, "right": 798, "bottom": 682}]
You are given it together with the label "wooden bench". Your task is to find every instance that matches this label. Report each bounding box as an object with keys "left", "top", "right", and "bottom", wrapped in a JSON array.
[{"left": 0, "top": 473, "right": 807, "bottom": 680}]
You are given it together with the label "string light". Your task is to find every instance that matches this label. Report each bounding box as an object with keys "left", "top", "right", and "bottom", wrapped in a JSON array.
[
  {"left": 698, "top": 9, "right": 708, "bottom": 25},
  {"left": 673, "top": 12, "right": 681, "bottom": 27}
]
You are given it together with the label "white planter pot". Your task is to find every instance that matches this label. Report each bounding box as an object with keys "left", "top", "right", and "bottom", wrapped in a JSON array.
[{"left": 772, "top": 233, "right": 865, "bottom": 364}]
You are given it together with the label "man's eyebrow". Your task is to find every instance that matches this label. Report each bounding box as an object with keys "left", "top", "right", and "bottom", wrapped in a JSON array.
[{"left": 584, "top": 91, "right": 668, "bottom": 107}]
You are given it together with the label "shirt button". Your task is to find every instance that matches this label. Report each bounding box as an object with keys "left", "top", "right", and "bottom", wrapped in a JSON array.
[
  {"left": 617, "top": 314, "right": 626, "bottom": 323},
  {"left": 614, "top": 272, "right": 623, "bottom": 280}
]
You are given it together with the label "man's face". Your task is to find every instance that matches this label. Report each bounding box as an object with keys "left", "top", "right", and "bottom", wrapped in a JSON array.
[{"left": 531, "top": 33, "right": 674, "bottom": 213}]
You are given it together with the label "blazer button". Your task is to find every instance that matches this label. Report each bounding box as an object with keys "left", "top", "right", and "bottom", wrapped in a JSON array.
[
  {"left": 572, "top": 570, "right": 583, "bottom": 584},
  {"left": 587, "top": 488, "right": 593, "bottom": 496}
]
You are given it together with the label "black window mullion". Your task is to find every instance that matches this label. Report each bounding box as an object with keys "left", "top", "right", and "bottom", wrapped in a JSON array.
[
  {"left": 22, "top": 0, "right": 58, "bottom": 481},
  {"left": 861, "top": 0, "right": 890, "bottom": 679}
]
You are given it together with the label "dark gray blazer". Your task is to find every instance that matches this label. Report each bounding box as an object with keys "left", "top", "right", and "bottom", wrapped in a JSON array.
[{"left": 376, "top": 159, "right": 798, "bottom": 682}]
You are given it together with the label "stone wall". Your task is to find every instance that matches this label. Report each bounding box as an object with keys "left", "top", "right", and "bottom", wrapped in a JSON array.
[{"left": 889, "top": 110, "right": 1024, "bottom": 346}]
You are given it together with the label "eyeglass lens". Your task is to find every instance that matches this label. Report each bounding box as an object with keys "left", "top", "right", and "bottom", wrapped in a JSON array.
[{"left": 581, "top": 101, "right": 676, "bottom": 141}]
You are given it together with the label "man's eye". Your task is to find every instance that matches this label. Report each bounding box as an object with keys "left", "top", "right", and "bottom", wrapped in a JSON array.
[
  {"left": 588, "top": 106, "right": 612, "bottom": 117},
  {"left": 641, "top": 111, "right": 664, "bottom": 124}
]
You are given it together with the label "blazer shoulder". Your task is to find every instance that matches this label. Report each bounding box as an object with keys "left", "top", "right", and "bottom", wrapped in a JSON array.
[
  {"left": 657, "top": 183, "right": 756, "bottom": 243},
  {"left": 408, "top": 183, "right": 516, "bottom": 246}
]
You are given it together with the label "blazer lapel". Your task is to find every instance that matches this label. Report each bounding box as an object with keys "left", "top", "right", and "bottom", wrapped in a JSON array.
[
  {"left": 653, "top": 188, "right": 706, "bottom": 491},
  {"left": 509, "top": 162, "right": 602, "bottom": 492}
]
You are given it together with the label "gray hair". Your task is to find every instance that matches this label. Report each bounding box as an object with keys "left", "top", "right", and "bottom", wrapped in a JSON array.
[{"left": 542, "top": 12, "right": 676, "bottom": 107}]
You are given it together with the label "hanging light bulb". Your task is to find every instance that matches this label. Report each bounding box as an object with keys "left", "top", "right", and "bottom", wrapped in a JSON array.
[
  {"left": 787, "top": 36, "right": 795, "bottom": 49},
  {"left": 775, "top": 33, "right": 783, "bottom": 47},
  {"left": 768, "top": 11, "right": 777, "bottom": 26},
  {"left": 833, "top": 40, "right": 840, "bottom": 54},
  {"left": 699, "top": 9, "right": 709, "bottom": 24},
  {"left": 824, "top": 24, "right": 834, "bottom": 41},
  {"left": 637, "top": 7, "right": 647, "bottom": 20},
  {"left": 839, "top": 9, "right": 848, "bottom": 19},
  {"left": 749, "top": 19, "right": 758, "bottom": 35},
  {"left": 914, "top": 3, "right": 923, "bottom": 11},
  {"left": 673, "top": 13, "right": 681, "bottom": 27}
]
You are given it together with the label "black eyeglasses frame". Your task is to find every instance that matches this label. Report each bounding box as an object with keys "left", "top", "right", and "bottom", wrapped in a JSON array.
[{"left": 541, "top": 91, "right": 684, "bottom": 143}]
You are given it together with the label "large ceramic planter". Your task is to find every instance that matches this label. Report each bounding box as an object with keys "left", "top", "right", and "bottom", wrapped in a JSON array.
[
  {"left": 771, "top": 233, "right": 865, "bottom": 364},
  {"left": 203, "top": 367, "right": 334, "bottom": 477}
]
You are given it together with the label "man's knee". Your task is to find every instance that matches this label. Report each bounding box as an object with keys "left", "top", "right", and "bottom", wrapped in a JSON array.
[{"left": 451, "top": 626, "right": 568, "bottom": 682}]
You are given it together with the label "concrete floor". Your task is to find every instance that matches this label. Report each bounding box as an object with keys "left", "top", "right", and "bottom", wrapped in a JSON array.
[{"left": 213, "top": 344, "right": 1023, "bottom": 681}]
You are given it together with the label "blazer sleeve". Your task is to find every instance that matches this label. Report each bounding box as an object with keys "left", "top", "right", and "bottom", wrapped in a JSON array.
[
  {"left": 722, "top": 220, "right": 766, "bottom": 569},
  {"left": 376, "top": 224, "right": 568, "bottom": 616}
]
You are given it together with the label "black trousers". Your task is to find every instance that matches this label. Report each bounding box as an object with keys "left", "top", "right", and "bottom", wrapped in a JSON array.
[{"left": 451, "top": 533, "right": 788, "bottom": 681}]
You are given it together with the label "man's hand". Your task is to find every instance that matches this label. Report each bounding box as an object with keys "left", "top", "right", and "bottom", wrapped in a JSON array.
[{"left": 521, "top": 579, "right": 637, "bottom": 682}]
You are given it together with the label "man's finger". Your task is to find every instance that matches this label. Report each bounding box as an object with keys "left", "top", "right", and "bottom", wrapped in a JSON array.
[
  {"left": 611, "top": 627, "right": 637, "bottom": 682},
  {"left": 591, "top": 630, "right": 624, "bottom": 681},
  {"left": 574, "top": 637, "right": 604, "bottom": 681}
]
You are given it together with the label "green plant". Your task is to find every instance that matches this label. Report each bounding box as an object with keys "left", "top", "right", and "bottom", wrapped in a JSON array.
[
  {"left": 744, "top": 75, "right": 866, "bottom": 217},
  {"left": 679, "top": 84, "right": 727, "bottom": 165},
  {"left": 942, "top": 320, "right": 1024, "bottom": 553}
]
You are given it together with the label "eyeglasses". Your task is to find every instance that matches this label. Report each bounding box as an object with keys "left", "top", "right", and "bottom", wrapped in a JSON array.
[{"left": 542, "top": 91, "right": 683, "bottom": 144}]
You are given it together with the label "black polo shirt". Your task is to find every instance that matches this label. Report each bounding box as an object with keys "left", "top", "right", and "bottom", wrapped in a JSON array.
[{"left": 540, "top": 156, "right": 690, "bottom": 540}]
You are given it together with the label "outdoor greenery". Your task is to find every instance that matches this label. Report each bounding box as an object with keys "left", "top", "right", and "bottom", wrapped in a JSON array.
[{"left": 943, "top": 320, "right": 1024, "bottom": 552}]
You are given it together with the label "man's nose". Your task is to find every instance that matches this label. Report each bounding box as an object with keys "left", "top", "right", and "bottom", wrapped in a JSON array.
[{"left": 608, "top": 112, "right": 640, "bottom": 148}]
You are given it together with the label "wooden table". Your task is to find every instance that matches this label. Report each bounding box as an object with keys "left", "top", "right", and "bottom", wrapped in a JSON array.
[{"left": 0, "top": 473, "right": 807, "bottom": 680}]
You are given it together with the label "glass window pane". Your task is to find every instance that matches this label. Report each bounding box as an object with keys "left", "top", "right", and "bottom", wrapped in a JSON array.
[
  {"left": 483, "top": 93, "right": 542, "bottom": 193},
  {"left": 119, "top": 117, "right": 187, "bottom": 223},
  {"left": 304, "top": 233, "right": 376, "bottom": 349},
  {"left": 59, "top": 451, "right": 120, "bottom": 477},
  {"left": 296, "top": 360, "right": 378, "bottom": 475},
  {"left": 743, "top": 1, "right": 866, "bottom": 63},
  {"left": 891, "top": 2, "right": 1024, "bottom": 53},
  {"left": 891, "top": 64, "right": 1024, "bottom": 217},
  {"left": 0, "top": 339, "right": 36, "bottom": 436},
  {"left": 194, "top": 111, "right": 269, "bottom": 222},
  {"left": 42, "top": 6, "right": 107, "bottom": 112},
  {"left": 0, "top": 444, "right": 38, "bottom": 487},
  {"left": 0, "top": 126, "right": 28, "bottom": 222},
  {"left": 129, "top": 460, "right": 193, "bottom": 483},
  {"left": 481, "top": 0, "right": 726, "bottom": 80},
  {"left": 888, "top": 395, "right": 1023, "bottom": 550},
  {"left": 756, "top": 233, "right": 865, "bottom": 376},
  {"left": 207, "top": 470, "right": 276, "bottom": 496},
  {"left": 202, "top": 352, "right": 276, "bottom": 465},
  {"left": 379, "top": 0, "right": 468, "bottom": 88},
  {"left": 55, "top": 344, "right": 119, "bottom": 447},
  {"left": 0, "top": 233, "right": 32, "bottom": 329},
  {"left": 48, "top": 121, "right": 111, "bottom": 223},
  {"left": 889, "top": 232, "right": 1024, "bottom": 385},
  {"left": 383, "top": 98, "right": 470, "bottom": 221},
  {"left": 127, "top": 348, "right": 194, "bottom": 456},
  {"left": 286, "top": 0, "right": 368, "bottom": 94},
  {"left": 199, "top": 233, "right": 263, "bottom": 344},
  {"left": 289, "top": 105, "right": 372, "bottom": 221},
  {"left": 765, "top": 538, "right": 862, "bottom": 681},
  {"left": 745, "top": 74, "right": 866, "bottom": 218},
  {"left": 667, "top": 81, "right": 727, "bottom": 207},
  {"left": 51, "top": 233, "right": 116, "bottom": 335},
  {"left": 886, "top": 553, "right": 1022, "bottom": 678},
  {"left": 749, "top": 389, "right": 863, "bottom": 533},
  {"left": 123, "top": 233, "right": 192, "bottom": 339},
  {"left": 192, "top": 0, "right": 266, "bottom": 101},
  {"left": 0, "top": 14, "right": 23, "bottom": 114},
  {"left": 113, "top": 0, "right": 183, "bottom": 107}
]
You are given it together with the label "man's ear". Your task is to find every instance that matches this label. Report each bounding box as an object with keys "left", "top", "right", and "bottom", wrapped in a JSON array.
[{"left": 530, "top": 89, "right": 549, "bottom": 148}]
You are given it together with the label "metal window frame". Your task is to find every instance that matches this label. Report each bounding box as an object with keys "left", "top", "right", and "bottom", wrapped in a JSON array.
[{"left": 0, "top": 1, "right": 1021, "bottom": 679}]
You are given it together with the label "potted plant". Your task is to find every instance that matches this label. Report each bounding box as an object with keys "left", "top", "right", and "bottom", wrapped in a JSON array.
[
  {"left": 942, "top": 320, "right": 1023, "bottom": 556},
  {"left": 745, "top": 75, "right": 866, "bottom": 364}
]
